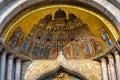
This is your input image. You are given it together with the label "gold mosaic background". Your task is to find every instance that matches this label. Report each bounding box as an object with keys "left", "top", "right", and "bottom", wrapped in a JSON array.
[{"left": 3, "top": 5, "right": 119, "bottom": 50}]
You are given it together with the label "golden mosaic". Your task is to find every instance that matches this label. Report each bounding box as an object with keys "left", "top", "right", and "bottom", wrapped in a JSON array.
[{"left": 3, "top": 5, "right": 119, "bottom": 59}]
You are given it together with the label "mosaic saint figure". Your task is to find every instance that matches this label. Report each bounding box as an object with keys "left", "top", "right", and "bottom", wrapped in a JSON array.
[
  {"left": 81, "top": 36, "right": 91, "bottom": 58},
  {"left": 36, "top": 40, "right": 41, "bottom": 57},
  {"left": 14, "top": 32, "right": 24, "bottom": 52},
  {"left": 64, "top": 43, "right": 71, "bottom": 59},
  {"left": 91, "top": 38, "right": 102, "bottom": 53},
  {"left": 32, "top": 38, "right": 41, "bottom": 57},
  {"left": 27, "top": 36, "right": 34, "bottom": 55},
  {"left": 99, "top": 28, "right": 112, "bottom": 47},
  {"left": 73, "top": 39, "right": 80, "bottom": 59},
  {"left": 8, "top": 27, "right": 23, "bottom": 48},
  {"left": 39, "top": 40, "right": 44, "bottom": 58},
  {"left": 70, "top": 41, "right": 75, "bottom": 59},
  {"left": 68, "top": 32, "right": 76, "bottom": 59},
  {"left": 31, "top": 39, "right": 37, "bottom": 56},
  {"left": 43, "top": 42, "right": 50, "bottom": 59},
  {"left": 21, "top": 34, "right": 31, "bottom": 52},
  {"left": 86, "top": 36, "right": 94, "bottom": 56},
  {"left": 78, "top": 38, "right": 85, "bottom": 59}
]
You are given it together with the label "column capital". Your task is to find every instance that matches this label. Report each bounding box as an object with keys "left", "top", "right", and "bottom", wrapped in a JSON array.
[
  {"left": 8, "top": 55, "right": 14, "bottom": 60},
  {"left": 114, "top": 51, "right": 119, "bottom": 55},
  {"left": 16, "top": 58, "right": 22, "bottom": 63},
  {"left": 2, "top": 50, "right": 7, "bottom": 55},
  {"left": 108, "top": 54, "right": 113, "bottom": 58},
  {"left": 0, "top": 44, "right": 4, "bottom": 52},
  {"left": 101, "top": 57, "right": 107, "bottom": 62}
]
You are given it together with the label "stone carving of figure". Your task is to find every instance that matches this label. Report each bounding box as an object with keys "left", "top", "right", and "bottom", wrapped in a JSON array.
[{"left": 99, "top": 28, "right": 112, "bottom": 47}]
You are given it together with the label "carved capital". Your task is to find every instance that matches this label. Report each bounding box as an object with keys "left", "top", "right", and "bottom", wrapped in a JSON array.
[
  {"left": 100, "top": 57, "right": 107, "bottom": 62},
  {"left": 8, "top": 55, "right": 14, "bottom": 60},
  {"left": 16, "top": 58, "right": 22, "bottom": 63},
  {"left": 2, "top": 50, "right": 7, "bottom": 55}
]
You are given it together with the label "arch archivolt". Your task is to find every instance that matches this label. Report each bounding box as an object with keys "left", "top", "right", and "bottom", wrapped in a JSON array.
[{"left": 25, "top": 54, "right": 101, "bottom": 80}]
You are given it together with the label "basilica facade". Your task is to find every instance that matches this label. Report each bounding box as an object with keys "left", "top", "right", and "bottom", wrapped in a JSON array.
[{"left": 0, "top": 0, "right": 120, "bottom": 80}]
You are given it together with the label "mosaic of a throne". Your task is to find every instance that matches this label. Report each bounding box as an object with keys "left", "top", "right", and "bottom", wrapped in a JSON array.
[{"left": 7, "top": 8, "right": 112, "bottom": 60}]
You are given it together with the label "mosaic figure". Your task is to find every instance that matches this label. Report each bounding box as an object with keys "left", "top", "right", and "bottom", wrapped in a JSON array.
[
  {"left": 44, "top": 46, "right": 50, "bottom": 59},
  {"left": 81, "top": 36, "right": 91, "bottom": 58},
  {"left": 21, "top": 34, "right": 31, "bottom": 52},
  {"left": 78, "top": 41, "right": 85, "bottom": 59},
  {"left": 73, "top": 40, "right": 80, "bottom": 59},
  {"left": 91, "top": 38, "right": 102, "bottom": 53},
  {"left": 99, "top": 28, "right": 112, "bottom": 47},
  {"left": 64, "top": 44, "right": 71, "bottom": 59},
  {"left": 39, "top": 41, "right": 44, "bottom": 58},
  {"left": 14, "top": 32, "right": 24, "bottom": 52},
  {"left": 8, "top": 27, "right": 23, "bottom": 49}
]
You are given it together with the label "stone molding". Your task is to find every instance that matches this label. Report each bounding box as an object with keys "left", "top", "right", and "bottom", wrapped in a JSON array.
[{"left": 25, "top": 53, "right": 101, "bottom": 80}]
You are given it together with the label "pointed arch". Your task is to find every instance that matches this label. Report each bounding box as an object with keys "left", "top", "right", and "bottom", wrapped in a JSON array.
[{"left": 34, "top": 65, "right": 88, "bottom": 80}]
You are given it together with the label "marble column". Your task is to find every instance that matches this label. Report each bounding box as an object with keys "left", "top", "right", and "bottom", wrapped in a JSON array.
[
  {"left": 108, "top": 64, "right": 112, "bottom": 80},
  {"left": 101, "top": 58, "right": 108, "bottom": 80},
  {"left": 0, "top": 50, "right": 7, "bottom": 80},
  {"left": 7, "top": 55, "right": 13, "bottom": 80},
  {"left": 108, "top": 55, "right": 117, "bottom": 80},
  {"left": 114, "top": 51, "right": 120, "bottom": 80},
  {"left": 15, "top": 59, "right": 21, "bottom": 80}
]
